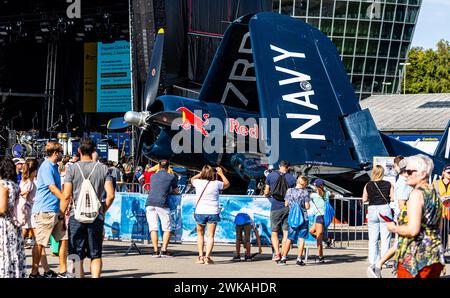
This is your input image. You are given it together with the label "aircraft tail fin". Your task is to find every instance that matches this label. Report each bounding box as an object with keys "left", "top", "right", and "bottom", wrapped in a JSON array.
[{"left": 434, "top": 120, "right": 450, "bottom": 161}]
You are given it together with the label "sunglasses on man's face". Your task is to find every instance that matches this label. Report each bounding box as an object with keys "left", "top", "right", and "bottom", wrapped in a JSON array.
[{"left": 405, "top": 169, "right": 418, "bottom": 176}]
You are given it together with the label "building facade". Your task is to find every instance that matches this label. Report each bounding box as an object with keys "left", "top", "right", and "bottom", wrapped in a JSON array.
[{"left": 273, "top": 0, "right": 422, "bottom": 100}]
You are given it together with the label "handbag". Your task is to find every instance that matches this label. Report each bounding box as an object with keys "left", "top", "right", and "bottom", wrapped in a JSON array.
[
  {"left": 193, "top": 180, "right": 211, "bottom": 219},
  {"left": 372, "top": 181, "right": 394, "bottom": 217}
]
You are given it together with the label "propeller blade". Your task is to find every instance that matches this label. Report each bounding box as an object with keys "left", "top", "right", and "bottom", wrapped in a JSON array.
[
  {"left": 144, "top": 28, "right": 165, "bottom": 111},
  {"left": 135, "top": 128, "right": 155, "bottom": 166},
  {"left": 107, "top": 117, "right": 130, "bottom": 130},
  {"left": 147, "top": 111, "right": 182, "bottom": 127}
]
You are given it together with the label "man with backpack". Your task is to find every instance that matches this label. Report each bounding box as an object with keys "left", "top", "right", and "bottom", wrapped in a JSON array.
[
  {"left": 264, "top": 160, "right": 296, "bottom": 262},
  {"left": 62, "top": 138, "right": 115, "bottom": 278}
]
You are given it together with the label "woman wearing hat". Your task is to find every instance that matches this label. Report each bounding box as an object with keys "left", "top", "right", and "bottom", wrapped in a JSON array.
[{"left": 308, "top": 178, "right": 331, "bottom": 263}]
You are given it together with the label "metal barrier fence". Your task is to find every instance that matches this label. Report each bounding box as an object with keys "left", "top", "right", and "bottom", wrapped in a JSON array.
[
  {"left": 115, "top": 182, "right": 149, "bottom": 194},
  {"left": 329, "top": 197, "right": 450, "bottom": 253},
  {"left": 109, "top": 187, "right": 450, "bottom": 252}
]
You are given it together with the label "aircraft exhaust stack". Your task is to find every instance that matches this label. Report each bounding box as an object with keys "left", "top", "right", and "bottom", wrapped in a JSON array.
[{"left": 124, "top": 111, "right": 149, "bottom": 129}]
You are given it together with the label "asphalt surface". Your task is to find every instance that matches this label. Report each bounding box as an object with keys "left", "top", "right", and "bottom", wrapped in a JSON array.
[{"left": 24, "top": 240, "right": 450, "bottom": 278}]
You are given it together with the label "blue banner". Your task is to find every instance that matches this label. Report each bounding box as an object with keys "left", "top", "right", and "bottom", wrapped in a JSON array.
[
  {"left": 105, "top": 193, "right": 319, "bottom": 246},
  {"left": 96, "top": 40, "right": 131, "bottom": 112}
]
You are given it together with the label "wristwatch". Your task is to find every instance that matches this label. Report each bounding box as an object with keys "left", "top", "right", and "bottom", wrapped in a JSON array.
[{"left": 58, "top": 215, "right": 64, "bottom": 220}]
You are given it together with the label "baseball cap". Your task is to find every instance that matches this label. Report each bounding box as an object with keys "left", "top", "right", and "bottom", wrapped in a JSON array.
[
  {"left": 398, "top": 159, "right": 408, "bottom": 172},
  {"left": 444, "top": 164, "right": 450, "bottom": 173},
  {"left": 313, "top": 178, "right": 324, "bottom": 187},
  {"left": 13, "top": 158, "right": 25, "bottom": 165}
]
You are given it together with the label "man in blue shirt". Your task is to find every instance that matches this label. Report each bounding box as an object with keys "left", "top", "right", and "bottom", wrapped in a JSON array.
[
  {"left": 145, "top": 160, "right": 179, "bottom": 257},
  {"left": 30, "top": 141, "right": 68, "bottom": 278},
  {"left": 264, "top": 160, "right": 296, "bottom": 262}
]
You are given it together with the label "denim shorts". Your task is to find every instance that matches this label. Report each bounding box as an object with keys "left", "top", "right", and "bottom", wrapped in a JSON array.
[
  {"left": 195, "top": 213, "right": 221, "bottom": 225},
  {"left": 315, "top": 215, "right": 324, "bottom": 225},
  {"left": 68, "top": 215, "right": 104, "bottom": 260},
  {"left": 287, "top": 221, "right": 309, "bottom": 241}
]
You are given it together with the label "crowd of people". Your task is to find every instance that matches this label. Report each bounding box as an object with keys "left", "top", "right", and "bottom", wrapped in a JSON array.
[{"left": 0, "top": 135, "right": 449, "bottom": 278}]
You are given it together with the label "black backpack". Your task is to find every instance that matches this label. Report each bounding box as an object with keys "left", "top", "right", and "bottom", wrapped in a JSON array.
[{"left": 271, "top": 172, "right": 289, "bottom": 202}]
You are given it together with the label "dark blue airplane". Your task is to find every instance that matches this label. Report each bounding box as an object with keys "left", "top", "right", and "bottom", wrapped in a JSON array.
[{"left": 109, "top": 12, "right": 450, "bottom": 195}]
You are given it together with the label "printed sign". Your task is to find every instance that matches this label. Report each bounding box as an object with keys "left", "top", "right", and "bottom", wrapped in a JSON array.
[{"left": 97, "top": 40, "right": 132, "bottom": 112}]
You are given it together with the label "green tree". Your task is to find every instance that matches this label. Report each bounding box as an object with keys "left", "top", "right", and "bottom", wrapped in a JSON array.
[{"left": 404, "top": 39, "right": 450, "bottom": 94}]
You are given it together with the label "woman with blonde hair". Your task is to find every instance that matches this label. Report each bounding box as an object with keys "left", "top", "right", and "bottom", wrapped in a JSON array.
[
  {"left": 363, "top": 165, "right": 394, "bottom": 277},
  {"left": 191, "top": 165, "right": 230, "bottom": 264}
]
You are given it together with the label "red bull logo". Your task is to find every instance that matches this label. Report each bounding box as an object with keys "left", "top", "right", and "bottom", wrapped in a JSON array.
[{"left": 176, "top": 107, "right": 210, "bottom": 137}]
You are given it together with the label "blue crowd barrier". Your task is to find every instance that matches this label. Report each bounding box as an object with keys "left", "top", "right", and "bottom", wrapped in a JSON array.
[{"left": 105, "top": 192, "right": 320, "bottom": 246}]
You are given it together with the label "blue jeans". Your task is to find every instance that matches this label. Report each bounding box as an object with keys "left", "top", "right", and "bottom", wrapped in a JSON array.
[
  {"left": 195, "top": 214, "right": 221, "bottom": 225},
  {"left": 367, "top": 204, "right": 392, "bottom": 266}
]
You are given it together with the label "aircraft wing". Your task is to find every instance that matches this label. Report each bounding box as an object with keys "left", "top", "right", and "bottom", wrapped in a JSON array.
[{"left": 249, "top": 13, "right": 362, "bottom": 169}]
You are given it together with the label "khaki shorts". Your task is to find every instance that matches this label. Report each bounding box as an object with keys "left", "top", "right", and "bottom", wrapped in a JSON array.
[{"left": 32, "top": 212, "right": 68, "bottom": 246}]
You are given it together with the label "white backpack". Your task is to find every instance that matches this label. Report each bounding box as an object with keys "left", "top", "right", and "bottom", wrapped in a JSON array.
[{"left": 74, "top": 162, "right": 101, "bottom": 224}]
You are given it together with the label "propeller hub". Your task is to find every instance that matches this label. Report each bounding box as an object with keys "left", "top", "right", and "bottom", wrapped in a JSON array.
[{"left": 124, "top": 111, "right": 149, "bottom": 128}]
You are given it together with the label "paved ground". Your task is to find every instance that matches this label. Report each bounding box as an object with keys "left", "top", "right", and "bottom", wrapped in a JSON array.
[{"left": 24, "top": 240, "right": 449, "bottom": 278}]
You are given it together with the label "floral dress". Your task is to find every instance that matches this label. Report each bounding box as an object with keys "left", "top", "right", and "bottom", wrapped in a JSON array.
[
  {"left": 0, "top": 179, "right": 26, "bottom": 278},
  {"left": 394, "top": 186, "right": 445, "bottom": 277}
]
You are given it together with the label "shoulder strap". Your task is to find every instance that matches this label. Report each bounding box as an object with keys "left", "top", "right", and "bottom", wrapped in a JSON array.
[
  {"left": 195, "top": 180, "right": 211, "bottom": 210},
  {"left": 373, "top": 181, "right": 390, "bottom": 204},
  {"left": 310, "top": 196, "right": 323, "bottom": 216},
  {"left": 76, "top": 162, "right": 99, "bottom": 181}
]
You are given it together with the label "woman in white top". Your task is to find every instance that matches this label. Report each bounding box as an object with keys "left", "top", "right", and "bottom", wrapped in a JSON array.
[
  {"left": 20, "top": 159, "right": 38, "bottom": 247},
  {"left": 191, "top": 165, "right": 230, "bottom": 264}
]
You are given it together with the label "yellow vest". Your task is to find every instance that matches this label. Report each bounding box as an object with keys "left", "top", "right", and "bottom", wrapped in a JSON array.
[{"left": 434, "top": 179, "right": 450, "bottom": 219}]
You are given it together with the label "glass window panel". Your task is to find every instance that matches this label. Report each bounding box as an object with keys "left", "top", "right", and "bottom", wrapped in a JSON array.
[
  {"left": 293, "top": 0, "right": 307, "bottom": 17},
  {"left": 345, "top": 21, "right": 358, "bottom": 37},
  {"left": 343, "top": 38, "right": 356, "bottom": 55},
  {"left": 365, "top": 58, "right": 376, "bottom": 73},
  {"left": 354, "top": 57, "right": 365, "bottom": 73},
  {"left": 381, "top": 22, "right": 393, "bottom": 39},
  {"left": 308, "top": 0, "right": 321, "bottom": 17},
  {"left": 334, "top": 1, "right": 347, "bottom": 18},
  {"left": 320, "top": 19, "right": 332, "bottom": 36},
  {"left": 363, "top": 76, "right": 373, "bottom": 92},
  {"left": 378, "top": 41, "right": 389, "bottom": 57},
  {"left": 352, "top": 75, "right": 363, "bottom": 93},
  {"left": 367, "top": 40, "right": 379, "bottom": 56},
  {"left": 358, "top": 21, "right": 370, "bottom": 37},
  {"left": 280, "top": 0, "right": 294, "bottom": 16},
  {"left": 321, "top": 0, "right": 334, "bottom": 18},
  {"left": 359, "top": 2, "right": 373, "bottom": 20},
  {"left": 332, "top": 37, "right": 343, "bottom": 52},
  {"left": 369, "top": 21, "right": 381, "bottom": 38},
  {"left": 372, "top": 76, "right": 384, "bottom": 93},
  {"left": 403, "top": 24, "right": 414, "bottom": 41},
  {"left": 399, "top": 42, "right": 409, "bottom": 58},
  {"left": 333, "top": 20, "right": 345, "bottom": 36},
  {"left": 387, "top": 59, "right": 398, "bottom": 76},
  {"left": 395, "top": 6, "right": 406, "bottom": 22},
  {"left": 347, "top": 2, "right": 360, "bottom": 19},
  {"left": 343, "top": 56, "right": 353, "bottom": 72},
  {"left": 392, "top": 23, "right": 403, "bottom": 40},
  {"left": 384, "top": 4, "right": 396, "bottom": 21},
  {"left": 389, "top": 42, "right": 400, "bottom": 58},
  {"left": 408, "top": 0, "right": 420, "bottom": 5},
  {"left": 355, "top": 39, "right": 368, "bottom": 56},
  {"left": 376, "top": 59, "right": 387, "bottom": 75},
  {"left": 405, "top": 6, "right": 418, "bottom": 23}
]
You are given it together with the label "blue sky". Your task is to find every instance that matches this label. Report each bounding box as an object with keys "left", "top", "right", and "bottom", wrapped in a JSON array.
[{"left": 411, "top": 0, "right": 450, "bottom": 49}]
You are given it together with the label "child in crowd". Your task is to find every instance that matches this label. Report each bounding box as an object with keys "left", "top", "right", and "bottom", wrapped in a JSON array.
[
  {"left": 309, "top": 178, "right": 332, "bottom": 264},
  {"left": 232, "top": 211, "right": 262, "bottom": 261},
  {"left": 279, "top": 176, "right": 310, "bottom": 266}
]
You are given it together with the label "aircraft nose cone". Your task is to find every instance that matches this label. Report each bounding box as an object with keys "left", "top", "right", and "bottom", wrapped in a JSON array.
[{"left": 124, "top": 111, "right": 146, "bottom": 127}]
